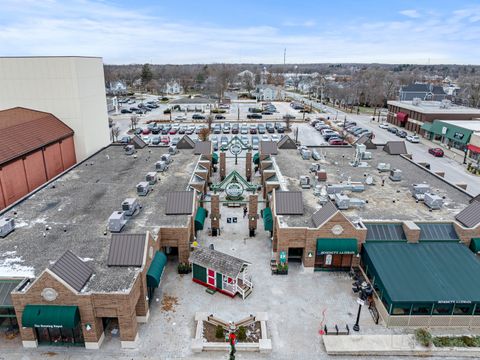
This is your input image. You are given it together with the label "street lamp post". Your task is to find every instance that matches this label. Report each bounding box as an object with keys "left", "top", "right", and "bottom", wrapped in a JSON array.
[{"left": 353, "top": 301, "right": 363, "bottom": 332}]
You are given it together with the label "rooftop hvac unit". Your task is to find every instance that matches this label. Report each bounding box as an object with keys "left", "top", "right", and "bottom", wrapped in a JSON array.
[
  {"left": 389, "top": 169, "right": 402, "bottom": 182},
  {"left": 136, "top": 181, "right": 151, "bottom": 196},
  {"left": 411, "top": 183, "right": 430, "bottom": 201},
  {"left": 301, "top": 149, "right": 312, "bottom": 160},
  {"left": 300, "top": 175, "right": 311, "bottom": 189},
  {"left": 440, "top": 99, "right": 452, "bottom": 109},
  {"left": 298, "top": 145, "right": 308, "bottom": 154},
  {"left": 412, "top": 97, "right": 422, "bottom": 106},
  {"left": 124, "top": 145, "right": 135, "bottom": 155},
  {"left": 310, "top": 163, "right": 322, "bottom": 173},
  {"left": 312, "top": 150, "right": 321, "bottom": 161},
  {"left": 0, "top": 217, "right": 15, "bottom": 238},
  {"left": 108, "top": 211, "right": 128, "bottom": 232},
  {"left": 155, "top": 161, "right": 169, "bottom": 172},
  {"left": 356, "top": 144, "right": 367, "bottom": 153},
  {"left": 317, "top": 170, "right": 327, "bottom": 181},
  {"left": 121, "top": 198, "right": 141, "bottom": 216},
  {"left": 349, "top": 198, "right": 366, "bottom": 208},
  {"left": 424, "top": 193, "right": 443, "bottom": 210},
  {"left": 168, "top": 146, "right": 178, "bottom": 155},
  {"left": 334, "top": 193, "right": 350, "bottom": 210},
  {"left": 161, "top": 154, "right": 173, "bottom": 164},
  {"left": 377, "top": 163, "right": 391, "bottom": 172},
  {"left": 146, "top": 172, "right": 157, "bottom": 185},
  {"left": 362, "top": 151, "right": 372, "bottom": 160}
]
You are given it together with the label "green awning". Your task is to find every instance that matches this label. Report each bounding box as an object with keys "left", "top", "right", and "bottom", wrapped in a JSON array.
[
  {"left": 22, "top": 305, "right": 80, "bottom": 328},
  {"left": 421, "top": 123, "right": 432, "bottom": 132},
  {"left": 195, "top": 207, "right": 207, "bottom": 231},
  {"left": 147, "top": 251, "right": 167, "bottom": 288},
  {"left": 253, "top": 152, "right": 260, "bottom": 165},
  {"left": 470, "top": 238, "right": 480, "bottom": 254},
  {"left": 263, "top": 207, "right": 273, "bottom": 231},
  {"left": 316, "top": 238, "right": 358, "bottom": 255},
  {"left": 211, "top": 152, "right": 218, "bottom": 164}
]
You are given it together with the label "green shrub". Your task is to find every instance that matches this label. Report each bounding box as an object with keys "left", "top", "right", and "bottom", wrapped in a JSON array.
[
  {"left": 415, "top": 328, "right": 432, "bottom": 347},
  {"left": 211, "top": 109, "right": 226, "bottom": 114},
  {"left": 461, "top": 336, "right": 476, "bottom": 347},
  {"left": 237, "top": 326, "right": 247, "bottom": 342},
  {"left": 215, "top": 325, "right": 224, "bottom": 339}
]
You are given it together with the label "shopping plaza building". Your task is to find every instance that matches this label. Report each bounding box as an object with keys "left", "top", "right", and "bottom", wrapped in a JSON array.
[{"left": 1, "top": 135, "right": 480, "bottom": 350}]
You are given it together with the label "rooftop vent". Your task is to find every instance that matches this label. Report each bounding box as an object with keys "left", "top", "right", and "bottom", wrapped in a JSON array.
[
  {"left": 377, "top": 163, "right": 391, "bottom": 172},
  {"left": 440, "top": 99, "right": 452, "bottom": 109},
  {"left": 136, "top": 181, "right": 151, "bottom": 196},
  {"left": 411, "top": 183, "right": 430, "bottom": 201},
  {"left": 424, "top": 193, "right": 443, "bottom": 210},
  {"left": 124, "top": 145, "right": 135, "bottom": 155},
  {"left": 108, "top": 211, "right": 128, "bottom": 232},
  {"left": 155, "top": 161, "right": 169, "bottom": 172},
  {"left": 146, "top": 172, "right": 157, "bottom": 185},
  {"left": 299, "top": 175, "right": 311, "bottom": 189},
  {"left": 412, "top": 97, "right": 422, "bottom": 106},
  {"left": 161, "top": 154, "right": 173, "bottom": 164},
  {"left": 0, "top": 217, "right": 15, "bottom": 238},
  {"left": 121, "top": 198, "right": 141, "bottom": 216},
  {"left": 389, "top": 169, "right": 402, "bottom": 182}
]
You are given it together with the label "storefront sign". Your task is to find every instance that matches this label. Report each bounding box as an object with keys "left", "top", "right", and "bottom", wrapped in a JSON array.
[
  {"left": 356, "top": 298, "right": 365, "bottom": 306},
  {"left": 225, "top": 182, "right": 244, "bottom": 198},
  {"left": 229, "top": 143, "right": 242, "bottom": 155},
  {"left": 331, "top": 225, "right": 344, "bottom": 235}
]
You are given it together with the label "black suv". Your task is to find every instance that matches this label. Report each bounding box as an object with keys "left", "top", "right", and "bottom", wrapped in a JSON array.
[{"left": 247, "top": 113, "right": 262, "bottom": 119}]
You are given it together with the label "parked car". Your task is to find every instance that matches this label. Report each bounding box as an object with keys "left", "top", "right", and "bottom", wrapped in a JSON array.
[
  {"left": 262, "top": 111, "right": 273, "bottom": 115},
  {"left": 142, "top": 135, "right": 150, "bottom": 144},
  {"left": 241, "top": 126, "right": 249, "bottom": 134},
  {"left": 151, "top": 126, "right": 161, "bottom": 135},
  {"left": 251, "top": 136, "right": 259, "bottom": 150},
  {"left": 121, "top": 109, "right": 132, "bottom": 114},
  {"left": 160, "top": 136, "right": 170, "bottom": 146},
  {"left": 240, "top": 135, "right": 249, "bottom": 146},
  {"left": 186, "top": 126, "right": 195, "bottom": 135},
  {"left": 192, "top": 114, "right": 205, "bottom": 120},
  {"left": 175, "top": 115, "right": 187, "bottom": 121},
  {"left": 171, "top": 137, "right": 180, "bottom": 146},
  {"left": 168, "top": 127, "right": 178, "bottom": 135},
  {"left": 223, "top": 123, "right": 230, "bottom": 133},
  {"left": 232, "top": 124, "right": 239, "bottom": 134},
  {"left": 277, "top": 126, "right": 285, "bottom": 133},
  {"left": 250, "top": 124, "right": 257, "bottom": 134},
  {"left": 247, "top": 113, "right": 262, "bottom": 119},
  {"left": 387, "top": 127, "right": 398, "bottom": 134},
  {"left": 212, "top": 140, "right": 219, "bottom": 151},
  {"left": 161, "top": 125, "right": 171, "bottom": 135},
  {"left": 406, "top": 135, "right": 420, "bottom": 143},
  {"left": 142, "top": 128, "right": 151, "bottom": 135},
  {"left": 213, "top": 125, "right": 222, "bottom": 134},
  {"left": 329, "top": 138, "right": 348, "bottom": 145},
  {"left": 262, "top": 135, "right": 269, "bottom": 142},
  {"left": 178, "top": 126, "right": 186, "bottom": 134},
  {"left": 428, "top": 148, "right": 444, "bottom": 157},
  {"left": 119, "top": 135, "right": 130, "bottom": 144},
  {"left": 151, "top": 136, "right": 160, "bottom": 145},
  {"left": 215, "top": 115, "right": 226, "bottom": 120},
  {"left": 379, "top": 123, "right": 389, "bottom": 129},
  {"left": 354, "top": 129, "right": 369, "bottom": 136},
  {"left": 397, "top": 130, "right": 408, "bottom": 138},
  {"left": 266, "top": 123, "right": 275, "bottom": 133},
  {"left": 220, "top": 136, "right": 228, "bottom": 147},
  {"left": 324, "top": 132, "right": 340, "bottom": 141},
  {"left": 271, "top": 135, "right": 280, "bottom": 142},
  {"left": 134, "top": 128, "right": 143, "bottom": 135}
]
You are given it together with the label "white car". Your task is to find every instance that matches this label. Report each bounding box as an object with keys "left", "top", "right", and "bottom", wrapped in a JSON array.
[
  {"left": 271, "top": 135, "right": 280, "bottom": 142},
  {"left": 175, "top": 115, "right": 187, "bottom": 121},
  {"left": 379, "top": 123, "right": 389, "bottom": 129},
  {"left": 262, "top": 135, "right": 269, "bottom": 142},
  {"left": 406, "top": 135, "right": 420, "bottom": 143},
  {"left": 142, "top": 135, "right": 150, "bottom": 144}
]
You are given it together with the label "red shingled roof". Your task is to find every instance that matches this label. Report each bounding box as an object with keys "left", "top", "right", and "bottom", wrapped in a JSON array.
[{"left": 0, "top": 107, "right": 74, "bottom": 166}]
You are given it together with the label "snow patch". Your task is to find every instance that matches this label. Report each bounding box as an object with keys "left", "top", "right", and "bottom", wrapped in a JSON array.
[{"left": 0, "top": 256, "right": 34, "bottom": 277}]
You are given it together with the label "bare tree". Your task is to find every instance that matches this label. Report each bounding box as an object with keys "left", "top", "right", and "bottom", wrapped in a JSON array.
[
  {"left": 111, "top": 127, "right": 120, "bottom": 142},
  {"left": 206, "top": 114, "right": 214, "bottom": 130},
  {"left": 198, "top": 127, "right": 210, "bottom": 141},
  {"left": 130, "top": 115, "right": 139, "bottom": 130},
  {"left": 458, "top": 75, "right": 480, "bottom": 108}
]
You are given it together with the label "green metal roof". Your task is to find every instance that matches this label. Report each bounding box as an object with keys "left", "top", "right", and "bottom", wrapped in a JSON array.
[
  {"left": 316, "top": 238, "right": 358, "bottom": 255},
  {"left": 363, "top": 242, "right": 480, "bottom": 304},
  {"left": 194, "top": 207, "right": 207, "bottom": 231},
  {"left": 470, "top": 238, "right": 480, "bottom": 254},
  {"left": 430, "top": 121, "right": 472, "bottom": 145},
  {"left": 263, "top": 207, "right": 273, "bottom": 231},
  {"left": 418, "top": 223, "right": 458, "bottom": 241},
  {"left": 421, "top": 123, "right": 432, "bottom": 132},
  {"left": 365, "top": 223, "right": 406, "bottom": 242},
  {"left": 22, "top": 305, "right": 80, "bottom": 329},
  {"left": 146, "top": 251, "right": 167, "bottom": 288}
]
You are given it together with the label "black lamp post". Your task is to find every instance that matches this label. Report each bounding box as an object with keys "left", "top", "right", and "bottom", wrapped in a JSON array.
[
  {"left": 353, "top": 288, "right": 368, "bottom": 332},
  {"left": 463, "top": 148, "right": 468, "bottom": 165}
]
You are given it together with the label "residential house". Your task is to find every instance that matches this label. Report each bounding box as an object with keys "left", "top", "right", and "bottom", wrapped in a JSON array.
[{"left": 399, "top": 83, "right": 447, "bottom": 101}]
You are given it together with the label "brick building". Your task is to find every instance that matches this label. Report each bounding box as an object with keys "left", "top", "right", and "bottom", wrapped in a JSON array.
[
  {"left": 0, "top": 107, "right": 76, "bottom": 210},
  {"left": 386, "top": 100, "right": 480, "bottom": 135}
]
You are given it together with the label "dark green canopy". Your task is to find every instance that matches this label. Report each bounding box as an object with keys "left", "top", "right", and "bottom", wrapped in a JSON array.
[
  {"left": 211, "top": 152, "right": 218, "bottom": 164},
  {"left": 195, "top": 207, "right": 207, "bottom": 231},
  {"left": 147, "top": 251, "right": 167, "bottom": 288},
  {"left": 263, "top": 207, "right": 273, "bottom": 231},
  {"left": 22, "top": 305, "right": 80, "bottom": 328}
]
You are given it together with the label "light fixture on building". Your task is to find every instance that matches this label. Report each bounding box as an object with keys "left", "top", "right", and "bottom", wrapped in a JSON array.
[{"left": 85, "top": 323, "right": 92, "bottom": 331}]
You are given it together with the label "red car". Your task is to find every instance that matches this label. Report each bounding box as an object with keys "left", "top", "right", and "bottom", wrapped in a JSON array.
[
  {"left": 168, "top": 128, "right": 178, "bottom": 135},
  {"left": 428, "top": 148, "right": 444, "bottom": 157},
  {"left": 142, "top": 128, "right": 151, "bottom": 135},
  {"left": 329, "top": 139, "right": 347, "bottom": 145},
  {"left": 161, "top": 136, "right": 170, "bottom": 146}
]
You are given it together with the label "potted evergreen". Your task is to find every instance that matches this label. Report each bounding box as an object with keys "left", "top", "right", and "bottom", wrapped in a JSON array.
[{"left": 177, "top": 262, "right": 192, "bottom": 274}]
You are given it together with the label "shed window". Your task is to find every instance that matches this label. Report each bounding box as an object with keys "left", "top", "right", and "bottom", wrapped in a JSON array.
[{"left": 453, "top": 304, "right": 474, "bottom": 316}]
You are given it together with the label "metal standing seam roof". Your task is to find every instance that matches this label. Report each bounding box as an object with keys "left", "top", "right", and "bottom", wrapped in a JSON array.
[
  {"left": 165, "top": 191, "right": 194, "bottom": 215},
  {"left": 365, "top": 223, "right": 407, "bottom": 241},
  {"left": 0, "top": 107, "right": 74, "bottom": 166},
  {"left": 107, "top": 233, "right": 146, "bottom": 267},
  {"left": 177, "top": 135, "right": 195, "bottom": 149},
  {"left": 132, "top": 135, "right": 147, "bottom": 149},
  {"left": 277, "top": 135, "right": 297, "bottom": 149},
  {"left": 194, "top": 141, "right": 212, "bottom": 155},
  {"left": 417, "top": 223, "right": 459, "bottom": 241},
  {"left": 49, "top": 251, "right": 93, "bottom": 292},
  {"left": 455, "top": 201, "right": 480, "bottom": 228},
  {"left": 363, "top": 242, "right": 480, "bottom": 303},
  {"left": 260, "top": 141, "right": 278, "bottom": 155},
  {"left": 0, "top": 280, "right": 21, "bottom": 307},
  {"left": 383, "top": 141, "right": 408, "bottom": 155},
  {"left": 275, "top": 191, "right": 304, "bottom": 215},
  {"left": 311, "top": 201, "right": 338, "bottom": 228},
  {"left": 189, "top": 247, "right": 251, "bottom": 278}
]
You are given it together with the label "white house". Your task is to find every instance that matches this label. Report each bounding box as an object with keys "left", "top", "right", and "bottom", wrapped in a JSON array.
[
  {"left": 164, "top": 81, "right": 183, "bottom": 95},
  {"left": 253, "top": 85, "right": 283, "bottom": 101},
  {"left": 107, "top": 81, "right": 127, "bottom": 95}
]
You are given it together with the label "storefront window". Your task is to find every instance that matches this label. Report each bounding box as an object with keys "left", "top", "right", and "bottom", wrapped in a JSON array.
[
  {"left": 432, "top": 303, "right": 453, "bottom": 315},
  {"left": 35, "top": 326, "right": 84, "bottom": 346},
  {"left": 391, "top": 305, "right": 411, "bottom": 315},
  {"left": 453, "top": 303, "right": 474, "bottom": 316},
  {"left": 474, "top": 304, "right": 480, "bottom": 316},
  {"left": 411, "top": 303, "right": 432, "bottom": 315}
]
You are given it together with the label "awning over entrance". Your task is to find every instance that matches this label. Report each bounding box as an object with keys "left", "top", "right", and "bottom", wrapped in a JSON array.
[
  {"left": 253, "top": 152, "right": 260, "bottom": 165},
  {"left": 194, "top": 207, "right": 207, "bottom": 231},
  {"left": 316, "top": 238, "right": 358, "bottom": 255},
  {"left": 396, "top": 112, "right": 408, "bottom": 123},
  {"left": 146, "top": 251, "right": 167, "bottom": 288},
  {"left": 468, "top": 144, "right": 480, "bottom": 154},
  {"left": 263, "top": 207, "right": 273, "bottom": 231},
  {"left": 470, "top": 238, "right": 480, "bottom": 254},
  {"left": 22, "top": 305, "right": 80, "bottom": 328},
  {"left": 211, "top": 152, "right": 218, "bottom": 164}
]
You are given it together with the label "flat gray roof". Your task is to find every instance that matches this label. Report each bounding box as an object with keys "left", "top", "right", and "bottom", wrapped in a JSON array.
[
  {"left": 274, "top": 147, "right": 470, "bottom": 227},
  {"left": 388, "top": 100, "right": 480, "bottom": 115},
  {"left": 0, "top": 145, "right": 198, "bottom": 292}
]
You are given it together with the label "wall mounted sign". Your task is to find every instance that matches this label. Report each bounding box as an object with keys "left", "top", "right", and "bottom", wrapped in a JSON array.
[
  {"left": 233, "top": 217, "right": 237, "bottom": 223},
  {"left": 230, "top": 143, "right": 242, "bottom": 155},
  {"left": 331, "top": 224, "right": 344, "bottom": 235},
  {"left": 227, "top": 218, "right": 232, "bottom": 223},
  {"left": 225, "top": 182, "right": 244, "bottom": 199}
]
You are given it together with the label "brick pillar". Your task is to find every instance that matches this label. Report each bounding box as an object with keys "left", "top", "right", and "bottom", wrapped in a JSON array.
[
  {"left": 220, "top": 152, "right": 226, "bottom": 180},
  {"left": 210, "top": 194, "right": 220, "bottom": 232},
  {"left": 248, "top": 194, "right": 258, "bottom": 231},
  {"left": 403, "top": 221, "right": 420, "bottom": 243},
  {"left": 135, "top": 280, "right": 149, "bottom": 319},
  {"left": 119, "top": 307, "right": 138, "bottom": 346},
  {"left": 245, "top": 151, "right": 252, "bottom": 181}
]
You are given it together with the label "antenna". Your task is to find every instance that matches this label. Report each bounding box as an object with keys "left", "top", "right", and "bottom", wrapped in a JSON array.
[{"left": 284, "top": 48, "right": 286, "bottom": 65}]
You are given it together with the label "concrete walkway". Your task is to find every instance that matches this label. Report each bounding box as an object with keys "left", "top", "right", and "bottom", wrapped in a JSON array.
[{"left": 323, "top": 334, "right": 480, "bottom": 357}]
